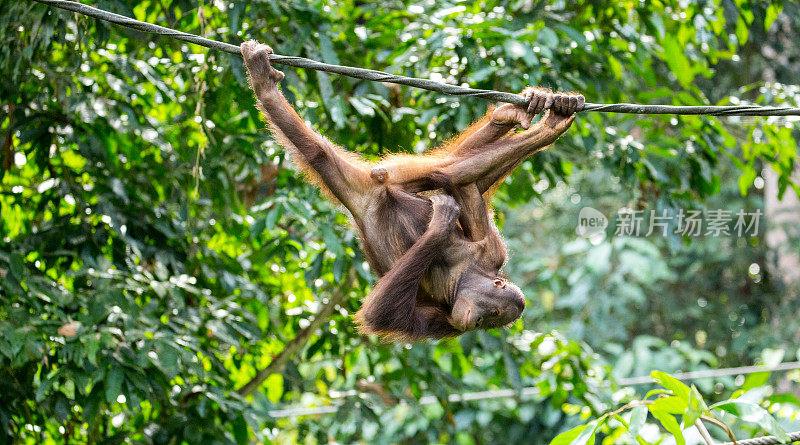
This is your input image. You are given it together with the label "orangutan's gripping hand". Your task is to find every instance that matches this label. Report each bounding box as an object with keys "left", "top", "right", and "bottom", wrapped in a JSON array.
[
  {"left": 241, "top": 40, "right": 285, "bottom": 94},
  {"left": 491, "top": 87, "right": 584, "bottom": 132}
]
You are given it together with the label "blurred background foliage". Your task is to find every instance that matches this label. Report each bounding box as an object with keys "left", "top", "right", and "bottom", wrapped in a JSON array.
[{"left": 1, "top": 0, "right": 799, "bottom": 443}]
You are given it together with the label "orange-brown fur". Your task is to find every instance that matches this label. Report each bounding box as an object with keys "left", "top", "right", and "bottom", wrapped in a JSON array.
[
  {"left": 376, "top": 111, "right": 497, "bottom": 190},
  {"left": 258, "top": 102, "right": 370, "bottom": 207}
]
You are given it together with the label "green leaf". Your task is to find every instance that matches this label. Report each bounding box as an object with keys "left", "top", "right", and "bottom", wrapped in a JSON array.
[
  {"left": 769, "top": 393, "right": 800, "bottom": 407},
  {"left": 317, "top": 71, "right": 346, "bottom": 128},
  {"left": 644, "top": 388, "right": 671, "bottom": 400},
  {"left": 156, "top": 343, "right": 180, "bottom": 380},
  {"left": 228, "top": 2, "right": 244, "bottom": 32},
  {"left": 650, "top": 396, "right": 687, "bottom": 414},
  {"left": 503, "top": 40, "right": 526, "bottom": 59},
  {"left": 83, "top": 386, "right": 104, "bottom": 422},
  {"left": 265, "top": 373, "right": 283, "bottom": 403},
  {"left": 36, "top": 373, "right": 56, "bottom": 402},
  {"left": 556, "top": 24, "right": 587, "bottom": 47},
  {"left": 8, "top": 253, "right": 24, "bottom": 280},
  {"left": 662, "top": 36, "right": 693, "bottom": 88},
  {"left": 682, "top": 385, "right": 707, "bottom": 427},
  {"left": 503, "top": 40, "right": 538, "bottom": 66},
  {"left": 738, "top": 164, "right": 757, "bottom": 196},
  {"left": 765, "top": 5, "right": 782, "bottom": 31},
  {"left": 712, "top": 400, "right": 789, "bottom": 442},
  {"left": 735, "top": 18, "right": 749, "bottom": 44},
  {"left": 84, "top": 336, "right": 100, "bottom": 366},
  {"left": 537, "top": 27, "right": 558, "bottom": 48},
  {"left": 551, "top": 420, "right": 598, "bottom": 445},
  {"left": 233, "top": 413, "right": 249, "bottom": 444},
  {"left": 54, "top": 393, "right": 70, "bottom": 423},
  {"left": 304, "top": 253, "right": 324, "bottom": 286},
  {"left": 321, "top": 224, "right": 344, "bottom": 256},
  {"left": 647, "top": 14, "right": 666, "bottom": 38},
  {"left": 265, "top": 208, "right": 279, "bottom": 232},
  {"left": 607, "top": 56, "right": 623, "bottom": 80},
  {"left": 318, "top": 34, "right": 340, "bottom": 65},
  {"left": 651, "top": 371, "right": 691, "bottom": 401},
  {"left": 650, "top": 409, "right": 685, "bottom": 445},
  {"left": 503, "top": 348, "right": 522, "bottom": 389},
  {"left": 184, "top": 424, "right": 202, "bottom": 443},
  {"left": 628, "top": 405, "right": 648, "bottom": 438},
  {"left": 105, "top": 366, "right": 123, "bottom": 403},
  {"left": 349, "top": 97, "right": 375, "bottom": 116},
  {"left": 332, "top": 257, "right": 345, "bottom": 281}
]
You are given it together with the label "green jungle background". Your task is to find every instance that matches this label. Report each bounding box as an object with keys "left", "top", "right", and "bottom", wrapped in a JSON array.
[{"left": 1, "top": 0, "right": 800, "bottom": 443}]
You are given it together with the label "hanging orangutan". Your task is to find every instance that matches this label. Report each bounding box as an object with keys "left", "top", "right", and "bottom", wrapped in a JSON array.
[{"left": 241, "top": 40, "right": 583, "bottom": 341}]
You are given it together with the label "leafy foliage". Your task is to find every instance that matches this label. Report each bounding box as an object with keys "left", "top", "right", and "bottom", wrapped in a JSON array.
[
  {"left": 552, "top": 370, "right": 797, "bottom": 445},
  {"left": 1, "top": 0, "right": 799, "bottom": 443}
]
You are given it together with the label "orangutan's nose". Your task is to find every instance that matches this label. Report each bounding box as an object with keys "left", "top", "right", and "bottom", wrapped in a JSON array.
[
  {"left": 512, "top": 294, "right": 526, "bottom": 313},
  {"left": 500, "top": 290, "right": 525, "bottom": 324}
]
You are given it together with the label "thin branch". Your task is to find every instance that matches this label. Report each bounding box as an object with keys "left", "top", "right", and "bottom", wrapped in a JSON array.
[
  {"left": 2, "top": 102, "right": 16, "bottom": 171},
  {"left": 701, "top": 415, "right": 738, "bottom": 444},
  {"left": 356, "top": 379, "right": 398, "bottom": 406},
  {"left": 696, "top": 419, "right": 717, "bottom": 445}
]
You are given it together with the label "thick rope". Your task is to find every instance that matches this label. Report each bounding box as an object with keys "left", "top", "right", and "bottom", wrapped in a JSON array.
[
  {"left": 721, "top": 431, "right": 800, "bottom": 445},
  {"left": 31, "top": 0, "right": 800, "bottom": 116}
]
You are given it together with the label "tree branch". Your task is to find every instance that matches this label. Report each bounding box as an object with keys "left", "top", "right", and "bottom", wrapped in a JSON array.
[
  {"left": 356, "top": 379, "right": 398, "bottom": 406},
  {"left": 700, "top": 415, "right": 738, "bottom": 444},
  {"left": 696, "top": 419, "right": 716, "bottom": 445},
  {"left": 2, "top": 102, "right": 15, "bottom": 171}
]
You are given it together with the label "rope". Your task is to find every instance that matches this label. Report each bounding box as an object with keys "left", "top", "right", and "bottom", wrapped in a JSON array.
[
  {"left": 722, "top": 431, "right": 800, "bottom": 445},
  {"left": 32, "top": 0, "right": 800, "bottom": 117}
]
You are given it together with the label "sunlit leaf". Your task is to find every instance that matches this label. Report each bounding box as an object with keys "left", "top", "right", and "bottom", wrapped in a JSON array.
[
  {"left": 628, "top": 405, "right": 648, "bottom": 438},
  {"left": 652, "top": 371, "right": 691, "bottom": 401},
  {"left": 551, "top": 420, "right": 598, "bottom": 445},
  {"left": 711, "top": 400, "right": 790, "bottom": 442},
  {"left": 265, "top": 373, "right": 284, "bottom": 404},
  {"left": 650, "top": 409, "right": 685, "bottom": 445},
  {"left": 650, "top": 396, "right": 687, "bottom": 415}
]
